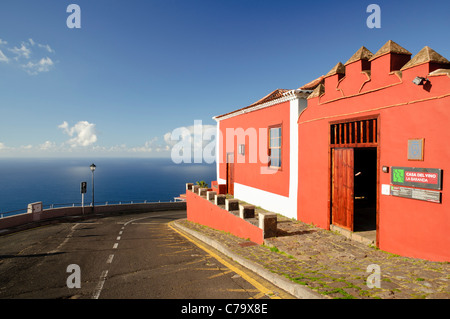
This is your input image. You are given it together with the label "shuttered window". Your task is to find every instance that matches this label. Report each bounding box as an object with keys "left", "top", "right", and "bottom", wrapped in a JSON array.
[{"left": 330, "top": 118, "right": 377, "bottom": 147}]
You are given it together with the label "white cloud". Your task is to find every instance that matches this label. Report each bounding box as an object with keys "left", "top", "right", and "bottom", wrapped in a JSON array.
[
  {"left": 0, "top": 142, "right": 7, "bottom": 150},
  {"left": 9, "top": 43, "right": 31, "bottom": 60},
  {"left": 59, "top": 121, "right": 98, "bottom": 147},
  {"left": 0, "top": 38, "right": 55, "bottom": 75},
  {"left": 22, "top": 57, "right": 54, "bottom": 75},
  {"left": 38, "top": 43, "right": 54, "bottom": 53},
  {"left": 128, "top": 137, "right": 171, "bottom": 153},
  {"left": 28, "top": 38, "right": 54, "bottom": 53},
  {"left": 39, "top": 141, "right": 56, "bottom": 150},
  {"left": 0, "top": 50, "right": 9, "bottom": 63}
]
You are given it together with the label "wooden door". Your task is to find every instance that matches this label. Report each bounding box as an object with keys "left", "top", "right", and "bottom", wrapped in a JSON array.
[
  {"left": 331, "top": 148, "right": 354, "bottom": 231},
  {"left": 226, "top": 153, "right": 234, "bottom": 195}
]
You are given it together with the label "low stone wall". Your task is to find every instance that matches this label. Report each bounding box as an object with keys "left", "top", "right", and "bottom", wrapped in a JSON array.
[
  {"left": 0, "top": 201, "right": 186, "bottom": 232},
  {"left": 186, "top": 183, "right": 277, "bottom": 245}
]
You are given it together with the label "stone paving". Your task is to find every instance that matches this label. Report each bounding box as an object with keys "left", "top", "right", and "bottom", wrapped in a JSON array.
[{"left": 175, "top": 216, "right": 449, "bottom": 299}]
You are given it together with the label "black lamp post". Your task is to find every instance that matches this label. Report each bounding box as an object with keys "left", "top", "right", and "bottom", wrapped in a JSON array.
[{"left": 90, "top": 163, "right": 96, "bottom": 211}]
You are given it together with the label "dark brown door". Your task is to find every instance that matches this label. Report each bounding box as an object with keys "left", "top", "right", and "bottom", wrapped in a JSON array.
[
  {"left": 331, "top": 148, "right": 354, "bottom": 231},
  {"left": 226, "top": 153, "right": 234, "bottom": 195}
]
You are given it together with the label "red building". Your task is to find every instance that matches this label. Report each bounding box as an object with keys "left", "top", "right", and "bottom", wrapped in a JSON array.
[
  {"left": 213, "top": 89, "right": 310, "bottom": 220},
  {"left": 298, "top": 40, "right": 450, "bottom": 262},
  {"left": 200, "top": 40, "right": 449, "bottom": 262}
]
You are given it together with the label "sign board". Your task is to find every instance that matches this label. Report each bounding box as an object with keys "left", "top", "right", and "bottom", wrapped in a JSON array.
[
  {"left": 408, "top": 139, "right": 424, "bottom": 161},
  {"left": 391, "top": 186, "right": 441, "bottom": 203},
  {"left": 391, "top": 167, "right": 442, "bottom": 190},
  {"left": 381, "top": 184, "right": 391, "bottom": 195}
]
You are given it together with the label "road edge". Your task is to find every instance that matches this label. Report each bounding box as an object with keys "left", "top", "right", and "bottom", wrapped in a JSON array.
[{"left": 170, "top": 219, "right": 326, "bottom": 300}]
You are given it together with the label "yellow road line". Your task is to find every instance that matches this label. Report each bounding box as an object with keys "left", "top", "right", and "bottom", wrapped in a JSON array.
[
  {"left": 207, "top": 269, "right": 233, "bottom": 279},
  {"left": 168, "top": 223, "right": 281, "bottom": 299}
]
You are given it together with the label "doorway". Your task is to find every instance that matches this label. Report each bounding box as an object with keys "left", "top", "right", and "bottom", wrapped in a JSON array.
[
  {"left": 330, "top": 117, "right": 379, "bottom": 244},
  {"left": 331, "top": 147, "right": 377, "bottom": 237},
  {"left": 226, "top": 153, "right": 234, "bottom": 196},
  {"left": 353, "top": 148, "right": 377, "bottom": 232}
]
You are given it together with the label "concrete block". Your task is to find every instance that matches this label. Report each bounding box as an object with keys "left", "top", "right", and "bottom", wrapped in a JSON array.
[
  {"left": 214, "top": 194, "right": 226, "bottom": 205},
  {"left": 225, "top": 198, "right": 239, "bottom": 211},
  {"left": 258, "top": 211, "right": 277, "bottom": 238},
  {"left": 239, "top": 204, "right": 255, "bottom": 219},
  {"left": 192, "top": 185, "right": 200, "bottom": 194},
  {"left": 206, "top": 191, "right": 217, "bottom": 201},
  {"left": 28, "top": 202, "right": 43, "bottom": 222},
  {"left": 186, "top": 183, "right": 193, "bottom": 190},
  {"left": 198, "top": 188, "right": 208, "bottom": 196}
]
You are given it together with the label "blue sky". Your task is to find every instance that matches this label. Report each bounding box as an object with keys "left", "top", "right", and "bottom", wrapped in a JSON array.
[{"left": 0, "top": 0, "right": 449, "bottom": 158}]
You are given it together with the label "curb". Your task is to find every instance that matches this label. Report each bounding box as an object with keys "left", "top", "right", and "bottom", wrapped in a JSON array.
[{"left": 171, "top": 219, "right": 327, "bottom": 299}]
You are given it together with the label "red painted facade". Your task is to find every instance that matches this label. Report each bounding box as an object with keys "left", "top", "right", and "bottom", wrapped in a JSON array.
[
  {"left": 217, "top": 100, "right": 291, "bottom": 197},
  {"left": 186, "top": 190, "right": 264, "bottom": 244},
  {"left": 298, "top": 42, "right": 450, "bottom": 261}
]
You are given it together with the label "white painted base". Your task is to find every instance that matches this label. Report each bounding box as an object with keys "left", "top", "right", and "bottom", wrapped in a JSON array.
[{"left": 233, "top": 182, "right": 297, "bottom": 220}]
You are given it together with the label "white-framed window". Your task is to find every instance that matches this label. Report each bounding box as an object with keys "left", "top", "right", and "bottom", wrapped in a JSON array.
[{"left": 269, "top": 126, "right": 281, "bottom": 168}]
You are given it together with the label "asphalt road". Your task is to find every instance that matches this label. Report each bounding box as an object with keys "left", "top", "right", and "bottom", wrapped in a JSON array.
[{"left": 0, "top": 210, "right": 292, "bottom": 299}]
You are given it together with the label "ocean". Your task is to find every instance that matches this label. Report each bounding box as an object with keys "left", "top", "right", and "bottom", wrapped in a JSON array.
[{"left": 0, "top": 157, "right": 216, "bottom": 217}]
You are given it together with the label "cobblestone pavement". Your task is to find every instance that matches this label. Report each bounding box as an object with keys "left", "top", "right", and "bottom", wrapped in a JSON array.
[{"left": 174, "top": 217, "right": 449, "bottom": 299}]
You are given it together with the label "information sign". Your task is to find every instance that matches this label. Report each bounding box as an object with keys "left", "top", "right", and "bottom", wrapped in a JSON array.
[
  {"left": 391, "top": 167, "right": 442, "bottom": 190},
  {"left": 390, "top": 186, "right": 441, "bottom": 203}
]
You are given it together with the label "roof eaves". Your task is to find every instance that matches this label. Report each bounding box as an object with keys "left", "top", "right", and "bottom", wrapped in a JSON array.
[{"left": 213, "top": 89, "right": 312, "bottom": 121}]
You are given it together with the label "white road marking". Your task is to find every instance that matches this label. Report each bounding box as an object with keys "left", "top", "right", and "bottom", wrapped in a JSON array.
[
  {"left": 116, "top": 236, "right": 121, "bottom": 241},
  {"left": 123, "top": 212, "right": 184, "bottom": 227},
  {"left": 49, "top": 223, "right": 79, "bottom": 254},
  {"left": 92, "top": 270, "right": 109, "bottom": 299},
  {"left": 113, "top": 243, "right": 118, "bottom": 249},
  {"left": 107, "top": 254, "right": 114, "bottom": 264}
]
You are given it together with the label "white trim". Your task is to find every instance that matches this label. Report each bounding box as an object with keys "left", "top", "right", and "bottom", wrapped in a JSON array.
[
  {"left": 234, "top": 183, "right": 296, "bottom": 219},
  {"left": 213, "top": 89, "right": 311, "bottom": 122},
  {"left": 216, "top": 121, "right": 221, "bottom": 182},
  {"left": 288, "top": 98, "right": 299, "bottom": 219}
]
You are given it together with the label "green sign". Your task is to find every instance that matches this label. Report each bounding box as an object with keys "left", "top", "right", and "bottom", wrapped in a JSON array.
[
  {"left": 392, "top": 168, "right": 404, "bottom": 183},
  {"left": 391, "top": 166, "right": 442, "bottom": 190}
]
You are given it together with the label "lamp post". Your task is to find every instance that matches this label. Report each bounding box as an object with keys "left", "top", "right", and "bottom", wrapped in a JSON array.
[{"left": 90, "top": 163, "right": 96, "bottom": 212}]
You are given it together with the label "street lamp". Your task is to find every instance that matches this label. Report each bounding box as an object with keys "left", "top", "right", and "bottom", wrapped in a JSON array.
[{"left": 90, "top": 163, "right": 96, "bottom": 211}]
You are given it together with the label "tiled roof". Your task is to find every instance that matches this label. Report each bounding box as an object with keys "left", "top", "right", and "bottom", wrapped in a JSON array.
[
  {"left": 325, "top": 62, "right": 345, "bottom": 77},
  {"left": 307, "top": 83, "right": 325, "bottom": 99},
  {"left": 369, "top": 40, "right": 412, "bottom": 61},
  {"left": 428, "top": 68, "right": 450, "bottom": 76},
  {"left": 214, "top": 89, "right": 290, "bottom": 120},
  {"left": 246, "top": 89, "right": 290, "bottom": 107},
  {"left": 298, "top": 76, "right": 325, "bottom": 90},
  {"left": 344, "top": 46, "right": 373, "bottom": 65},
  {"left": 401, "top": 46, "right": 450, "bottom": 71}
]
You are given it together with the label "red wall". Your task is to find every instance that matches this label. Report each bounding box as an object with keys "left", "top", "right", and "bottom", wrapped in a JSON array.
[
  {"left": 298, "top": 50, "right": 450, "bottom": 261},
  {"left": 186, "top": 190, "right": 264, "bottom": 244},
  {"left": 218, "top": 101, "right": 291, "bottom": 197}
]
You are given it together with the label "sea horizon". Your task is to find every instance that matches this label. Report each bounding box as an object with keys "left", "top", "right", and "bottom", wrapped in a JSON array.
[{"left": 0, "top": 157, "right": 216, "bottom": 217}]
